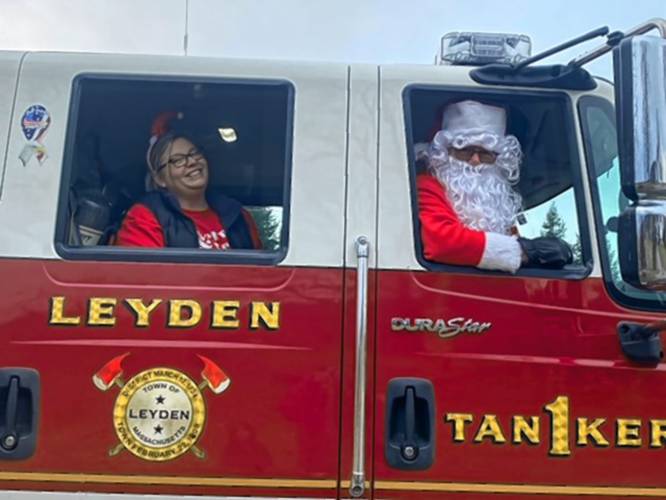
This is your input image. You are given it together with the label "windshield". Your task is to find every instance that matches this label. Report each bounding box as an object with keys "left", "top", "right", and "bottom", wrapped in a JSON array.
[{"left": 579, "top": 95, "right": 666, "bottom": 311}]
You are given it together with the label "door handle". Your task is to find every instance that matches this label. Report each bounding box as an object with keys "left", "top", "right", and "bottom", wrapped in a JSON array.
[
  {"left": 617, "top": 321, "right": 664, "bottom": 364},
  {"left": 385, "top": 378, "right": 435, "bottom": 470},
  {"left": 0, "top": 368, "right": 40, "bottom": 460}
]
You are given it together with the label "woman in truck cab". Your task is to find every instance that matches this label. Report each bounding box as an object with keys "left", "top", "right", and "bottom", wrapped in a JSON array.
[
  {"left": 417, "top": 100, "right": 571, "bottom": 272},
  {"left": 115, "top": 112, "right": 262, "bottom": 250}
]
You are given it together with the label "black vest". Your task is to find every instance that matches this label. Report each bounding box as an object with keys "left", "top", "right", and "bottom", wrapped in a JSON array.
[{"left": 139, "top": 190, "right": 255, "bottom": 249}]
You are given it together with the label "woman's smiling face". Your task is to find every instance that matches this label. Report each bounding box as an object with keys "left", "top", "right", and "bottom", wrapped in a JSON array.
[{"left": 155, "top": 137, "right": 209, "bottom": 201}]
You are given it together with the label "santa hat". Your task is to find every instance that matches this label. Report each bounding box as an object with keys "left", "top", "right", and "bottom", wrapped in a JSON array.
[
  {"left": 146, "top": 111, "right": 184, "bottom": 173},
  {"left": 440, "top": 100, "right": 507, "bottom": 152}
]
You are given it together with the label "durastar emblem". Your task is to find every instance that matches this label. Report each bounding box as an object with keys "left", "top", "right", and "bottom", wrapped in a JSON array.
[
  {"left": 92, "top": 354, "right": 230, "bottom": 461},
  {"left": 391, "top": 317, "right": 492, "bottom": 338}
]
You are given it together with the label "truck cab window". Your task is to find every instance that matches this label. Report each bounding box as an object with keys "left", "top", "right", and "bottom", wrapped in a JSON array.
[
  {"left": 580, "top": 95, "right": 666, "bottom": 310},
  {"left": 407, "top": 89, "right": 589, "bottom": 276},
  {"left": 57, "top": 75, "right": 293, "bottom": 262}
]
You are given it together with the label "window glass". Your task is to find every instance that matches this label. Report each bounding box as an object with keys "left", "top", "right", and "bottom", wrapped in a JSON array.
[
  {"left": 58, "top": 75, "right": 292, "bottom": 261},
  {"left": 580, "top": 96, "right": 666, "bottom": 309},
  {"left": 244, "top": 206, "right": 283, "bottom": 251},
  {"left": 407, "top": 88, "right": 588, "bottom": 274},
  {"left": 518, "top": 188, "right": 583, "bottom": 265}
]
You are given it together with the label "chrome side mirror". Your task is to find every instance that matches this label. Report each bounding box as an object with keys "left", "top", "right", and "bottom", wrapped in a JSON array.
[
  {"left": 614, "top": 33, "right": 666, "bottom": 289},
  {"left": 615, "top": 35, "right": 666, "bottom": 200},
  {"left": 619, "top": 201, "right": 666, "bottom": 290}
]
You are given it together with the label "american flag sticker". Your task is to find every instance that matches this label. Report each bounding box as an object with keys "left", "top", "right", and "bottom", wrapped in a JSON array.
[{"left": 19, "top": 104, "right": 51, "bottom": 166}]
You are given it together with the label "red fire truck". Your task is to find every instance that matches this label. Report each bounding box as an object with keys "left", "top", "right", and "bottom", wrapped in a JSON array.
[{"left": 0, "top": 18, "right": 665, "bottom": 500}]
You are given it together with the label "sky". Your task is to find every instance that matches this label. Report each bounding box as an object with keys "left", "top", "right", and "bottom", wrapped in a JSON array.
[{"left": 0, "top": 0, "right": 663, "bottom": 77}]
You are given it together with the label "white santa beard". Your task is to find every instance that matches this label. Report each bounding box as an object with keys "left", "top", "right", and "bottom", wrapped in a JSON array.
[{"left": 433, "top": 158, "right": 522, "bottom": 234}]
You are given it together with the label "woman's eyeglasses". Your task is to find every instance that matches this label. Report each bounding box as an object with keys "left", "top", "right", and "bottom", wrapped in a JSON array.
[
  {"left": 448, "top": 146, "right": 497, "bottom": 164},
  {"left": 158, "top": 149, "right": 204, "bottom": 171}
]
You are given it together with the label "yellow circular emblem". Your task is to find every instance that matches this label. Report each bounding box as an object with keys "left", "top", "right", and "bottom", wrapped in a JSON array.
[{"left": 113, "top": 367, "right": 206, "bottom": 461}]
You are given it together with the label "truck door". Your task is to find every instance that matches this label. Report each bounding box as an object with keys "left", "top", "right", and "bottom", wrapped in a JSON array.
[
  {"left": 373, "top": 65, "right": 666, "bottom": 498},
  {"left": 0, "top": 52, "right": 348, "bottom": 498}
]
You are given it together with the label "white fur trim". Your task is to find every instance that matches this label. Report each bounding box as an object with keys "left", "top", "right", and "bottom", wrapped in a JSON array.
[{"left": 477, "top": 232, "right": 522, "bottom": 273}]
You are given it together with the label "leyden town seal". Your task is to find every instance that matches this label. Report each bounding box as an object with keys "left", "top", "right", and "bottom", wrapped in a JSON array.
[
  {"left": 113, "top": 367, "right": 205, "bottom": 461},
  {"left": 92, "top": 353, "right": 230, "bottom": 461}
]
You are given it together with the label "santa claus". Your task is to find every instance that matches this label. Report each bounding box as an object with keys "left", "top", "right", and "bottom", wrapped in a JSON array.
[{"left": 417, "top": 100, "right": 572, "bottom": 272}]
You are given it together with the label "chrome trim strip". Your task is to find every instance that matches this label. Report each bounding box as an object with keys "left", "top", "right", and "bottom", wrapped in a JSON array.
[
  {"left": 375, "top": 480, "right": 666, "bottom": 496},
  {"left": 349, "top": 235, "right": 369, "bottom": 498},
  {"left": 0, "top": 493, "right": 332, "bottom": 500},
  {"left": 0, "top": 472, "right": 334, "bottom": 489}
]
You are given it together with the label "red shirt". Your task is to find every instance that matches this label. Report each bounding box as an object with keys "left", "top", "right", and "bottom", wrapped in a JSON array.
[
  {"left": 417, "top": 174, "right": 486, "bottom": 266},
  {"left": 115, "top": 203, "right": 262, "bottom": 249},
  {"left": 184, "top": 208, "right": 230, "bottom": 249}
]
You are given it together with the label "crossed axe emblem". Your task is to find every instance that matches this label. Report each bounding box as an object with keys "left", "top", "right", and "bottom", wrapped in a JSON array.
[
  {"left": 92, "top": 353, "right": 230, "bottom": 459},
  {"left": 92, "top": 353, "right": 231, "bottom": 394}
]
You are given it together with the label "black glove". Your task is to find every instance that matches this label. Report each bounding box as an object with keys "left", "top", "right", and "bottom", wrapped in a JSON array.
[{"left": 518, "top": 237, "right": 573, "bottom": 269}]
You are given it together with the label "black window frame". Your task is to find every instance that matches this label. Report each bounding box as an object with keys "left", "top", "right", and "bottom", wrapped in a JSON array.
[
  {"left": 404, "top": 84, "right": 593, "bottom": 280},
  {"left": 54, "top": 73, "right": 295, "bottom": 266},
  {"left": 579, "top": 94, "right": 666, "bottom": 312}
]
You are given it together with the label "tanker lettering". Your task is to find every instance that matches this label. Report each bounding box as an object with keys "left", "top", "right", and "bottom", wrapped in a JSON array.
[{"left": 444, "top": 395, "right": 666, "bottom": 456}]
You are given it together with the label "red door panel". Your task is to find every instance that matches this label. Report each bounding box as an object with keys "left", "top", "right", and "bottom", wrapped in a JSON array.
[
  {"left": 0, "top": 259, "right": 344, "bottom": 498},
  {"left": 374, "top": 270, "right": 666, "bottom": 499}
]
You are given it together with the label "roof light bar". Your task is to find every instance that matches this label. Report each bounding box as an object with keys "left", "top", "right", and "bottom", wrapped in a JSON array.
[{"left": 437, "top": 32, "right": 532, "bottom": 66}]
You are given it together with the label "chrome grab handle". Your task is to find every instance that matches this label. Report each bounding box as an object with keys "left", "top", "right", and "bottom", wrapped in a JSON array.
[{"left": 350, "top": 236, "right": 369, "bottom": 498}]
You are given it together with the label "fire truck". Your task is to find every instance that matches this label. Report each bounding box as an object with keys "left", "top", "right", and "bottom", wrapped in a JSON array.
[{"left": 0, "top": 17, "right": 665, "bottom": 500}]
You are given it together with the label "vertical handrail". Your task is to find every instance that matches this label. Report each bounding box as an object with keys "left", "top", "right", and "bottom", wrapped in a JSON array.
[{"left": 350, "top": 236, "right": 369, "bottom": 498}]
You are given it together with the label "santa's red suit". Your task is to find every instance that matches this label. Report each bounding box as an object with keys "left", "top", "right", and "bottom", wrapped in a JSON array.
[{"left": 417, "top": 173, "right": 523, "bottom": 272}]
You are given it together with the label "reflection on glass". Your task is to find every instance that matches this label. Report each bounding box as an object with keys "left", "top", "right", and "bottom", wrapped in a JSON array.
[{"left": 582, "top": 96, "right": 666, "bottom": 309}]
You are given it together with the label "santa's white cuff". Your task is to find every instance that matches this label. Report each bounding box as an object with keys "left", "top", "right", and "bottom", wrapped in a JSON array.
[{"left": 477, "top": 232, "right": 522, "bottom": 273}]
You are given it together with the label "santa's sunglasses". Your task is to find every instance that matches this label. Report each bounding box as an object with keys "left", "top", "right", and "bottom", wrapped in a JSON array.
[{"left": 448, "top": 146, "right": 497, "bottom": 164}]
